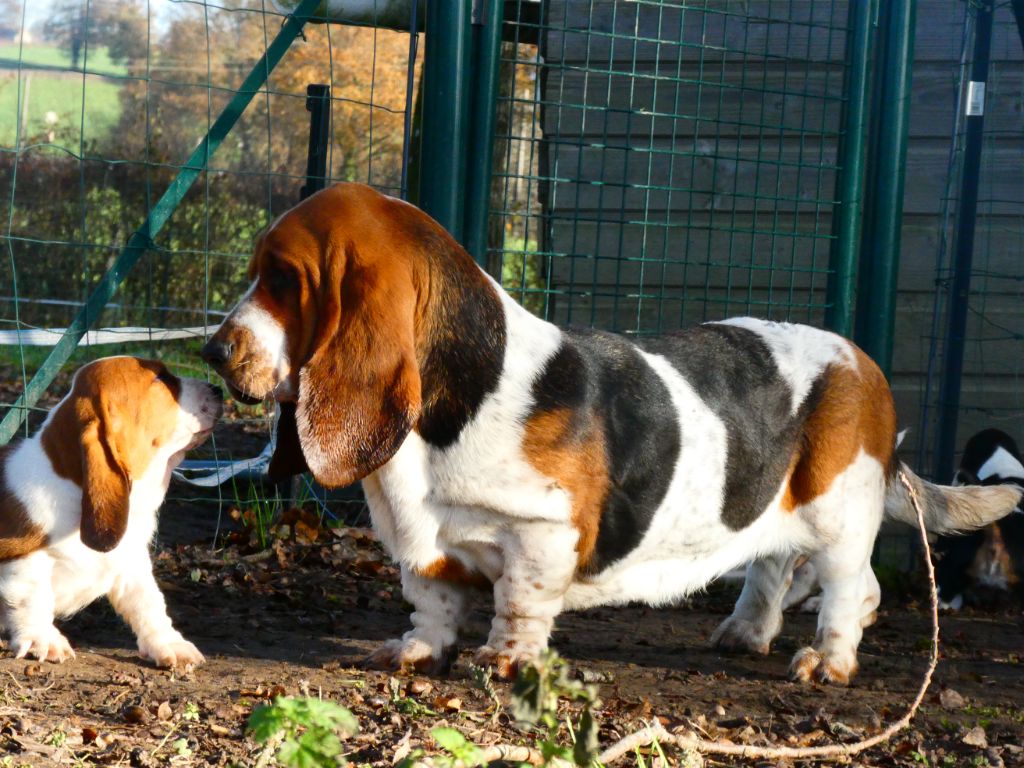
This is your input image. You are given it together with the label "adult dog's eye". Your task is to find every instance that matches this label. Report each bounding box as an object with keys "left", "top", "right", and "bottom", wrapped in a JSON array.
[{"left": 265, "top": 265, "right": 296, "bottom": 298}]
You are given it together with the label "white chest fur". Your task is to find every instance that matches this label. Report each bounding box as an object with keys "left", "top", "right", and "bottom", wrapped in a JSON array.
[{"left": 5, "top": 437, "right": 169, "bottom": 619}]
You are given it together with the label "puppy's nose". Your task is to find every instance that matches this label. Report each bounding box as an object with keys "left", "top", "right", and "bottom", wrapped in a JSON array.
[{"left": 201, "top": 339, "right": 233, "bottom": 368}]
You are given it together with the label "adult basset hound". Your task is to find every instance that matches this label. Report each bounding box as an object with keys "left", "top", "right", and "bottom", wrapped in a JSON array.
[
  {"left": 202, "top": 183, "right": 1022, "bottom": 684},
  {"left": 0, "top": 357, "right": 221, "bottom": 667}
]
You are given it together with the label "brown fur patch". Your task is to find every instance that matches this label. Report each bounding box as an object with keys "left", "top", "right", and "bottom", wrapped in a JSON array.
[
  {"left": 42, "top": 357, "right": 182, "bottom": 551},
  {"left": 970, "top": 525, "right": 1018, "bottom": 587},
  {"left": 415, "top": 557, "right": 491, "bottom": 590},
  {"left": 522, "top": 408, "right": 610, "bottom": 570},
  {"left": 0, "top": 446, "right": 48, "bottom": 561},
  {"left": 209, "top": 183, "right": 507, "bottom": 486},
  {"left": 782, "top": 348, "right": 897, "bottom": 511}
]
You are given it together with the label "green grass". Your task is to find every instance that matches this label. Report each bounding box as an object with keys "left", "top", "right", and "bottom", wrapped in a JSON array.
[
  {"left": 0, "top": 45, "right": 124, "bottom": 146},
  {"left": 0, "top": 44, "right": 127, "bottom": 77},
  {"left": 0, "top": 337, "right": 208, "bottom": 385}
]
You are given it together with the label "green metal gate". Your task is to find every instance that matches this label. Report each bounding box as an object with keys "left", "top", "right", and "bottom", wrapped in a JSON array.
[
  {"left": 415, "top": 0, "right": 915, "bottom": 374},
  {"left": 1, "top": 0, "right": 916, "bottom": 448}
]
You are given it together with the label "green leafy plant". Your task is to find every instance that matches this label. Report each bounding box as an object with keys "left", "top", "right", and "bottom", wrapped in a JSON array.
[
  {"left": 470, "top": 663, "right": 502, "bottom": 723},
  {"left": 43, "top": 728, "right": 68, "bottom": 748},
  {"left": 248, "top": 696, "right": 358, "bottom": 768},
  {"left": 511, "top": 651, "right": 601, "bottom": 767},
  {"left": 430, "top": 727, "right": 488, "bottom": 767},
  {"left": 388, "top": 677, "right": 437, "bottom": 718}
]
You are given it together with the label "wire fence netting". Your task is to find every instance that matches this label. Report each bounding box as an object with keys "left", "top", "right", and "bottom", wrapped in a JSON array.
[{"left": 0, "top": 0, "right": 421, "bottom": 531}]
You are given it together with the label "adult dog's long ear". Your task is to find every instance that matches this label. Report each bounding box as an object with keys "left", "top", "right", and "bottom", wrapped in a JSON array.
[
  {"left": 294, "top": 242, "right": 422, "bottom": 488},
  {"left": 268, "top": 402, "right": 309, "bottom": 482},
  {"left": 79, "top": 408, "right": 131, "bottom": 552}
]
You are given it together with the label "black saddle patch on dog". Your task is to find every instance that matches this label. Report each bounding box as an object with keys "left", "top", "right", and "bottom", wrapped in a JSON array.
[
  {"left": 641, "top": 323, "right": 819, "bottom": 531},
  {"left": 531, "top": 328, "right": 681, "bottom": 572}
]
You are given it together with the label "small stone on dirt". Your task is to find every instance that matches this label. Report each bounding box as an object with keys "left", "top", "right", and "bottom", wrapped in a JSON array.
[
  {"left": 408, "top": 679, "right": 432, "bottom": 696},
  {"left": 577, "top": 668, "right": 615, "bottom": 684},
  {"left": 156, "top": 701, "right": 173, "bottom": 721},
  {"left": 962, "top": 726, "right": 988, "bottom": 748},
  {"left": 940, "top": 688, "right": 966, "bottom": 709}
]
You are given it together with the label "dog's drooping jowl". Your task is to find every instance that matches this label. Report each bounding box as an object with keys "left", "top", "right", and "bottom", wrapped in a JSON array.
[
  {"left": 936, "top": 428, "right": 1024, "bottom": 610},
  {"left": 0, "top": 357, "right": 222, "bottom": 667},
  {"left": 203, "top": 183, "right": 1022, "bottom": 684}
]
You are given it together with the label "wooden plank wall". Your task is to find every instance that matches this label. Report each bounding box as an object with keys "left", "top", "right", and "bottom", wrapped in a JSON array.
[{"left": 535, "top": 0, "right": 1024, "bottom": 477}]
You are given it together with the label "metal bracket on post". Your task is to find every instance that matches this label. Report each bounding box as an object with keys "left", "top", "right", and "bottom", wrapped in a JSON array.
[{"left": 300, "top": 84, "right": 331, "bottom": 201}]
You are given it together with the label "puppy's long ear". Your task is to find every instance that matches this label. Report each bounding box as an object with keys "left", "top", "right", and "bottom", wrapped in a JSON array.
[
  {"left": 79, "top": 409, "right": 131, "bottom": 552},
  {"left": 293, "top": 242, "right": 422, "bottom": 488}
]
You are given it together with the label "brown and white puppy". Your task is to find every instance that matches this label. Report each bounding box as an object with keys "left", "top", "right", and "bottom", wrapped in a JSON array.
[
  {"left": 203, "top": 183, "right": 1021, "bottom": 684},
  {"left": 0, "top": 356, "right": 221, "bottom": 667}
]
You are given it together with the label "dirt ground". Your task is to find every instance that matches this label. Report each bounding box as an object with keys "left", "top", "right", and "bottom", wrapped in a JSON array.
[{"left": 1, "top": 421, "right": 1023, "bottom": 767}]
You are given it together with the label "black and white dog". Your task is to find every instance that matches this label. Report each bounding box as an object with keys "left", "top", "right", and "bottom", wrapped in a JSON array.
[{"left": 936, "top": 429, "right": 1024, "bottom": 610}]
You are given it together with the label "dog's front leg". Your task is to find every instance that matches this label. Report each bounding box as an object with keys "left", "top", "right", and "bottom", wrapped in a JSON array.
[
  {"left": 365, "top": 564, "right": 469, "bottom": 675},
  {"left": 475, "top": 522, "right": 578, "bottom": 680},
  {"left": 108, "top": 554, "right": 204, "bottom": 670}
]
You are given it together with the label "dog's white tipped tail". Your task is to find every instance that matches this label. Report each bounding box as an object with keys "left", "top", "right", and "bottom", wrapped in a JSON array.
[{"left": 885, "top": 462, "right": 1023, "bottom": 534}]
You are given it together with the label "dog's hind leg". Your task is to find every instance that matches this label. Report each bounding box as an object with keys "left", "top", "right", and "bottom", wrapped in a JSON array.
[
  {"left": 711, "top": 551, "right": 801, "bottom": 655},
  {"left": 2, "top": 552, "right": 74, "bottom": 663},
  {"left": 781, "top": 559, "right": 818, "bottom": 612}
]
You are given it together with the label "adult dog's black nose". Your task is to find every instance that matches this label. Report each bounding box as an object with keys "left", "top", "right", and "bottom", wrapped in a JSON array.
[
  {"left": 201, "top": 339, "right": 233, "bottom": 368},
  {"left": 209, "top": 384, "right": 225, "bottom": 402}
]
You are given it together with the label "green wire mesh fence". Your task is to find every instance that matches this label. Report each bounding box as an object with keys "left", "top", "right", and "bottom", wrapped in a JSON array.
[
  {"left": 913, "top": 1, "right": 1024, "bottom": 480},
  {"left": 490, "top": 0, "right": 855, "bottom": 334},
  {"left": 7, "top": 0, "right": 1017, "bottom": 556},
  {"left": 0, "top": 0, "right": 421, "bottom": 530}
]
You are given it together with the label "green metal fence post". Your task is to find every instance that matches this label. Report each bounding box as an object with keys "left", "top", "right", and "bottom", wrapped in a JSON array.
[
  {"left": 463, "top": 0, "right": 504, "bottom": 266},
  {"left": 419, "top": 0, "right": 473, "bottom": 242},
  {"left": 0, "top": 0, "right": 323, "bottom": 446},
  {"left": 853, "top": 0, "right": 916, "bottom": 377},
  {"left": 825, "top": 0, "right": 876, "bottom": 337}
]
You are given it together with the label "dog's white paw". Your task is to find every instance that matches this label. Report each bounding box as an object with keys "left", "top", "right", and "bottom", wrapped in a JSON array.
[
  {"left": 140, "top": 637, "right": 205, "bottom": 671},
  {"left": 364, "top": 637, "right": 457, "bottom": 676},
  {"left": 788, "top": 645, "right": 857, "bottom": 685},
  {"left": 13, "top": 625, "right": 75, "bottom": 663},
  {"left": 710, "top": 615, "right": 777, "bottom": 655},
  {"left": 474, "top": 639, "right": 546, "bottom": 681}
]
